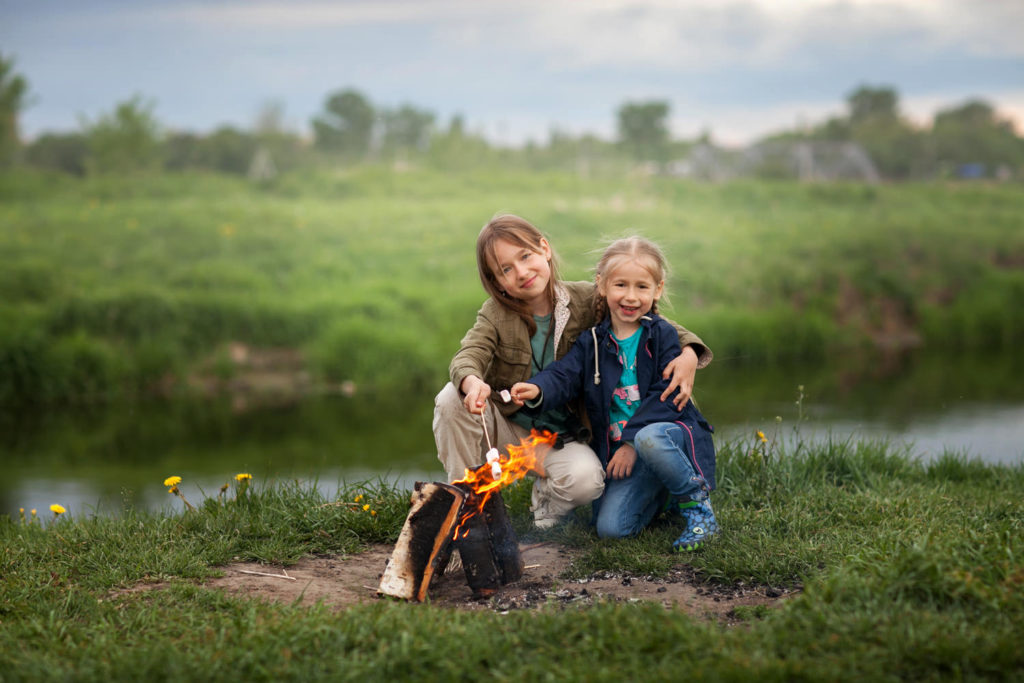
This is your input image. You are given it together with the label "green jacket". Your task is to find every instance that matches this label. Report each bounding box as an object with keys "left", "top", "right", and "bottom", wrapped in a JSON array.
[{"left": 449, "top": 281, "right": 712, "bottom": 417}]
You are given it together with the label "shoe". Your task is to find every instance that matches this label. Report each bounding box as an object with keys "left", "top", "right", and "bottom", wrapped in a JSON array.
[
  {"left": 672, "top": 499, "right": 718, "bottom": 552},
  {"left": 533, "top": 516, "right": 562, "bottom": 530}
]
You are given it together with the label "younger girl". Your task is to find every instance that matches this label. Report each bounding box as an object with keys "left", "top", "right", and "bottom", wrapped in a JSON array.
[
  {"left": 435, "top": 216, "right": 713, "bottom": 530},
  {"left": 511, "top": 236, "right": 717, "bottom": 551}
]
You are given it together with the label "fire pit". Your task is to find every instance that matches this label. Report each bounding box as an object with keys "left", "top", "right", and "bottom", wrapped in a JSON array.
[{"left": 378, "top": 430, "right": 556, "bottom": 601}]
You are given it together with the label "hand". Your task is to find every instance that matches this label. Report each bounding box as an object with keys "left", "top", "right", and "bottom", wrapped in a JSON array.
[
  {"left": 510, "top": 382, "right": 539, "bottom": 406},
  {"left": 660, "top": 345, "right": 698, "bottom": 410},
  {"left": 460, "top": 375, "right": 491, "bottom": 415},
  {"left": 606, "top": 443, "right": 636, "bottom": 480}
]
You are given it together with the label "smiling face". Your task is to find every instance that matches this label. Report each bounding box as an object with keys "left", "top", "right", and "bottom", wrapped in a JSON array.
[
  {"left": 487, "top": 237, "right": 554, "bottom": 315},
  {"left": 597, "top": 257, "right": 664, "bottom": 337}
]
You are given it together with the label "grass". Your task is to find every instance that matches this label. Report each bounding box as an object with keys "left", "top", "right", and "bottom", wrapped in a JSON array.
[
  {"left": 2, "top": 439, "right": 1022, "bottom": 680},
  {"left": 1, "top": 167, "right": 1022, "bottom": 405}
]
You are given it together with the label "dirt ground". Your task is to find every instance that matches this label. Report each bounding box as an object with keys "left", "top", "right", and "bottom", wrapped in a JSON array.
[{"left": 203, "top": 543, "right": 796, "bottom": 621}]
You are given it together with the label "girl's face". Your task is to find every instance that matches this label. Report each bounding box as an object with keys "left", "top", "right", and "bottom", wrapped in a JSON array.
[
  {"left": 488, "top": 237, "right": 553, "bottom": 313},
  {"left": 597, "top": 258, "right": 664, "bottom": 335}
]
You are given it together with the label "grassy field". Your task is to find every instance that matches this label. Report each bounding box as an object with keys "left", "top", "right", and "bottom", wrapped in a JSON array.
[
  {"left": 2, "top": 438, "right": 1022, "bottom": 680},
  {"left": 2, "top": 167, "right": 1022, "bottom": 406}
]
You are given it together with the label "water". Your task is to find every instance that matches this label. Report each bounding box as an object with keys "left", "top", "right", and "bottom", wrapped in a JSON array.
[{"left": 3, "top": 350, "right": 1022, "bottom": 522}]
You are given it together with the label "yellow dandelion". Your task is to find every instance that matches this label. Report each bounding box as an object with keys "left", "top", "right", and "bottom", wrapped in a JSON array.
[
  {"left": 50, "top": 504, "right": 66, "bottom": 515},
  {"left": 354, "top": 494, "right": 364, "bottom": 503},
  {"left": 234, "top": 473, "right": 252, "bottom": 482},
  {"left": 220, "top": 483, "right": 230, "bottom": 494},
  {"left": 164, "top": 475, "right": 182, "bottom": 487},
  {"left": 370, "top": 510, "right": 377, "bottom": 516},
  {"left": 362, "top": 504, "right": 370, "bottom": 511},
  {"left": 757, "top": 430, "right": 768, "bottom": 444},
  {"left": 31, "top": 509, "right": 37, "bottom": 517}
]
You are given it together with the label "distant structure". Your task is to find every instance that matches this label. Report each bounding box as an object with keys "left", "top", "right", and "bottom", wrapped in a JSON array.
[
  {"left": 248, "top": 147, "right": 277, "bottom": 183},
  {"left": 666, "top": 141, "right": 880, "bottom": 182}
]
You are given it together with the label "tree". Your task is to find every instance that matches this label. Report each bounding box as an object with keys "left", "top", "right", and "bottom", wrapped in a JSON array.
[
  {"left": 312, "top": 89, "right": 375, "bottom": 157},
  {"left": 842, "top": 85, "right": 922, "bottom": 178},
  {"left": 617, "top": 100, "right": 671, "bottom": 161},
  {"left": 25, "top": 133, "right": 89, "bottom": 175},
  {"left": 847, "top": 86, "right": 899, "bottom": 125},
  {"left": 80, "top": 95, "right": 162, "bottom": 173},
  {"left": 932, "top": 99, "right": 1022, "bottom": 174},
  {"left": 380, "top": 104, "right": 435, "bottom": 154},
  {"left": 0, "top": 53, "right": 29, "bottom": 166}
]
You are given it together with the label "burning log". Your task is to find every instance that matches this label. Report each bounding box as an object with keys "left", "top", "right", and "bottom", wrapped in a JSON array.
[
  {"left": 452, "top": 479, "right": 523, "bottom": 597},
  {"left": 378, "top": 429, "right": 557, "bottom": 601},
  {"left": 377, "top": 482, "right": 466, "bottom": 602}
]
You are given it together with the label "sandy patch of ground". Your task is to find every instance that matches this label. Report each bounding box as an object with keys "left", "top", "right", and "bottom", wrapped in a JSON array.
[{"left": 203, "top": 543, "right": 796, "bottom": 621}]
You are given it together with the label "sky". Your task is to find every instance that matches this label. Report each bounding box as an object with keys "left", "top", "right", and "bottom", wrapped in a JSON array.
[{"left": 3, "top": 0, "right": 1024, "bottom": 147}]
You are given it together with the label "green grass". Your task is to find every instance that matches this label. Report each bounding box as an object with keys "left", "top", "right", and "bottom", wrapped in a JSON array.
[
  {"left": 2, "top": 440, "right": 1022, "bottom": 680},
  {"left": 2, "top": 167, "right": 1023, "bottom": 405}
]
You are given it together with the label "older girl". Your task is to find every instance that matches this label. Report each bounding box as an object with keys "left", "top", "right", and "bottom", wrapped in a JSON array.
[
  {"left": 434, "top": 215, "right": 712, "bottom": 530},
  {"left": 510, "top": 236, "right": 717, "bottom": 551}
]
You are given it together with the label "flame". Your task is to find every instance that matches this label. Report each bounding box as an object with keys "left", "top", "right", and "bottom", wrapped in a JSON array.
[{"left": 451, "top": 429, "right": 557, "bottom": 538}]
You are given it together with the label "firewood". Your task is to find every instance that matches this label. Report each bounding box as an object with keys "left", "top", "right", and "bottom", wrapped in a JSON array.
[{"left": 378, "top": 482, "right": 465, "bottom": 601}]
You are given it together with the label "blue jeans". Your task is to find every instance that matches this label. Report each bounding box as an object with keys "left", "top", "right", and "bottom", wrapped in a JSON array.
[{"left": 594, "top": 422, "right": 712, "bottom": 538}]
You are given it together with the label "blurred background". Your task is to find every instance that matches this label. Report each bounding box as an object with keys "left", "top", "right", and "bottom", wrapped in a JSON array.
[{"left": 2, "top": 0, "right": 1022, "bottom": 521}]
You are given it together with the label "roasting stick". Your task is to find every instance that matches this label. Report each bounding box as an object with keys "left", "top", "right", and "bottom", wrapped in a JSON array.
[{"left": 480, "top": 404, "right": 503, "bottom": 479}]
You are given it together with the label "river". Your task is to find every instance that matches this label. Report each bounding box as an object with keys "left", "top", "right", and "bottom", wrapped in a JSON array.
[{"left": 3, "top": 349, "right": 1022, "bottom": 522}]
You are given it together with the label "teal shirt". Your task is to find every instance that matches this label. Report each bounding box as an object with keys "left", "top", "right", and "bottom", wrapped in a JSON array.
[
  {"left": 511, "top": 314, "right": 573, "bottom": 436},
  {"left": 608, "top": 327, "right": 643, "bottom": 442}
]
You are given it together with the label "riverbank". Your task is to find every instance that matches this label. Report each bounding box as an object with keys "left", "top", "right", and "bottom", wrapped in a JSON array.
[
  {"left": 3, "top": 440, "right": 1022, "bottom": 680},
  {"left": 2, "top": 168, "right": 1022, "bottom": 407}
]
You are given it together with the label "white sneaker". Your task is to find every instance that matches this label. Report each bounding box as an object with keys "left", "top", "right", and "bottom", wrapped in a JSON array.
[{"left": 533, "top": 516, "right": 562, "bottom": 530}]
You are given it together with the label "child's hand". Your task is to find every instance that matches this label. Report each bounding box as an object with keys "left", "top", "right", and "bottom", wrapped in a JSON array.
[
  {"left": 606, "top": 443, "right": 637, "bottom": 480},
  {"left": 661, "top": 345, "right": 698, "bottom": 410},
  {"left": 510, "top": 382, "right": 539, "bottom": 406},
  {"left": 460, "top": 375, "right": 491, "bottom": 415}
]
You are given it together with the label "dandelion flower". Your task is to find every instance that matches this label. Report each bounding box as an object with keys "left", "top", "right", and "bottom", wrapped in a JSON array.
[
  {"left": 370, "top": 510, "right": 377, "bottom": 516},
  {"left": 757, "top": 430, "right": 768, "bottom": 444},
  {"left": 362, "top": 504, "right": 370, "bottom": 511},
  {"left": 354, "top": 494, "right": 364, "bottom": 503},
  {"left": 50, "top": 504, "right": 66, "bottom": 515},
  {"left": 31, "top": 509, "right": 37, "bottom": 517},
  {"left": 234, "top": 473, "right": 252, "bottom": 482},
  {"left": 164, "top": 476, "right": 182, "bottom": 487}
]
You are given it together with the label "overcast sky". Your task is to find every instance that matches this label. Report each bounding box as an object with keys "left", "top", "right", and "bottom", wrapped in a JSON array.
[{"left": 3, "top": 0, "right": 1023, "bottom": 146}]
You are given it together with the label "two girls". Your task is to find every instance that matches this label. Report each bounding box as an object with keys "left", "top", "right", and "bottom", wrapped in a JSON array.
[{"left": 434, "top": 215, "right": 713, "bottom": 541}]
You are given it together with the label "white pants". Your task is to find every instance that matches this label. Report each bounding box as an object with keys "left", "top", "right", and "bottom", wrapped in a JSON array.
[{"left": 433, "top": 382, "right": 605, "bottom": 524}]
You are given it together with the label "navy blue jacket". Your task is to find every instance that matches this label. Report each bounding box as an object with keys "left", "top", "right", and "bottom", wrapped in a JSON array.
[{"left": 525, "top": 314, "right": 716, "bottom": 488}]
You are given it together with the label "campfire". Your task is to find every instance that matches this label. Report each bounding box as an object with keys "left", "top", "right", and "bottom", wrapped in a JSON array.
[{"left": 378, "top": 430, "right": 557, "bottom": 601}]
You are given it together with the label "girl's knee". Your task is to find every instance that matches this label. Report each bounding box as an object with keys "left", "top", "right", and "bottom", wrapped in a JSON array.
[
  {"left": 434, "top": 382, "right": 462, "bottom": 411},
  {"left": 594, "top": 507, "right": 643, "bottom": 538},
  {"left": 595, "top": 516, "right": 629, "bottom": 539},
  {"left": 635, "top": 422, "right": 674, "bottom": 451}
]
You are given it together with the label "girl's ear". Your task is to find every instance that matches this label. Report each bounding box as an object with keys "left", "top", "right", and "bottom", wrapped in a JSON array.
[
  {"left": 654, "top": 280, "right": 665, "bottom": 300},
  {"left": 595, "top": 275, "right": 606, "bottom": 297},
  {"left": 539, "top": 238, "right": 552, "bottom": 260}
]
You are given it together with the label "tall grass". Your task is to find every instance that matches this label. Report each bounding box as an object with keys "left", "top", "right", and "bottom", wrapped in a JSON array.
[{"left": 2, "top": 168, "right": 1022, "bottom": 405}]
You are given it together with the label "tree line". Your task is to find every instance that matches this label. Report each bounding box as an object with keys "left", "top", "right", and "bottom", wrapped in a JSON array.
[{"left": 1, "top": 52, "right": 1021, "bottom": 180}]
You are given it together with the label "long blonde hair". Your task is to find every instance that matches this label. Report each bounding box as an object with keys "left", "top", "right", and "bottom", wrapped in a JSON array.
[
  {"left": 476, "top": 214, "right": 561, "bottom": 336},
  {"left": 593, "top": 236, "right": 669, "bottom": 322}
]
